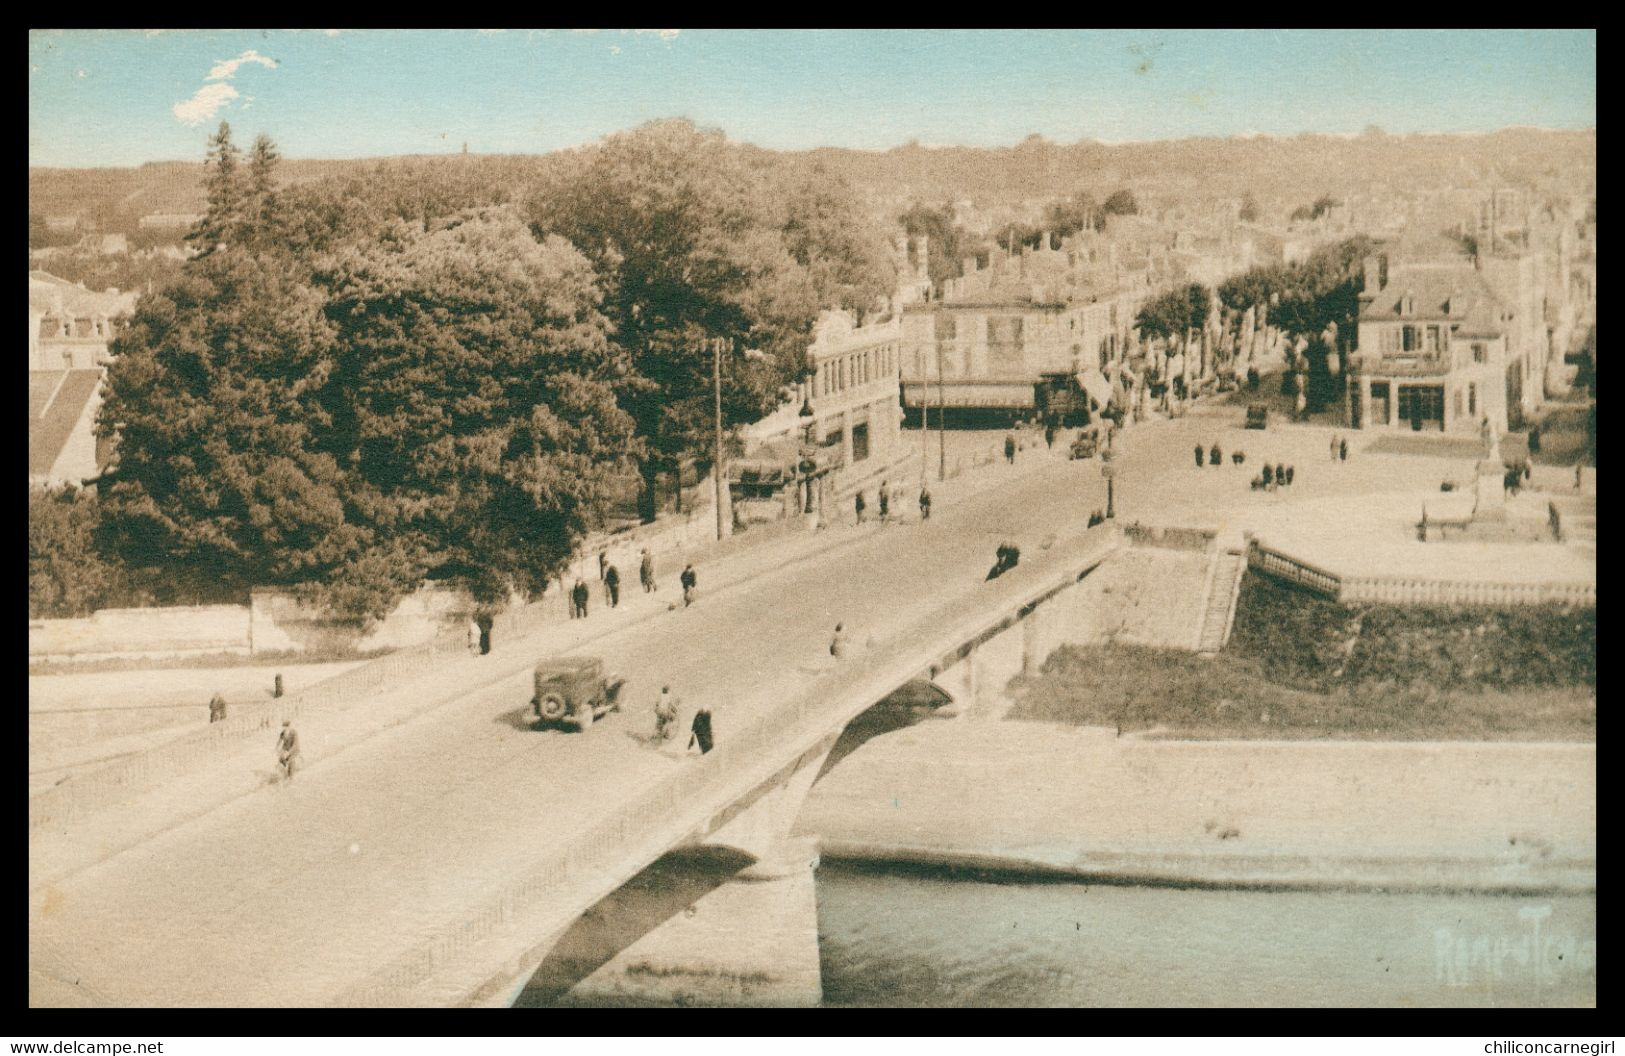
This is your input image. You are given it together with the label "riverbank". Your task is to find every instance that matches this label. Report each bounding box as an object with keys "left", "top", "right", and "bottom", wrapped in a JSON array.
[{"left": 795, "top": 720, "right": 1595, "bottom": 894}]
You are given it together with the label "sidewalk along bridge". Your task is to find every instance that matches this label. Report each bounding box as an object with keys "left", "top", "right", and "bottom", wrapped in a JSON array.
[{"left": 326, "top": 522, "right": 1127, "bottom": 1008}]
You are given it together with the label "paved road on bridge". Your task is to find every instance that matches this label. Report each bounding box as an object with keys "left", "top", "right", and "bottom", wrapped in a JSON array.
[{"left": 28, "top": 406, "right": 1500, "bottom": 1006}]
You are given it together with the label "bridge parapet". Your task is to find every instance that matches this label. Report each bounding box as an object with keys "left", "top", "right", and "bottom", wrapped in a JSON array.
[{"left": 333, "top": 521, "right": 1126, "bottom": 1007}]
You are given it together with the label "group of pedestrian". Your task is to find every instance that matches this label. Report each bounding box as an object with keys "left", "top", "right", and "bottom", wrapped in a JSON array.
[
  {"left": 1086, "top": 509, "right": 1108, "bottom": 528},
  {"left": 1195, "top": 442, "right": 1240, "bottom": 468},
  {"left": 647, "top": 684, "right": 713, "bottom": 755},
  {"left": 1330, "top": 434, "right": 1349, "bottom": 462},
  {"left": 1250, "top": 462, "right": 1296, "bottom": 491},
  {"left": 569, "top": 548, "right": 692, "bottom": 617},
  {"left": 854, "top": 482, "right": 934, "bottom": 526}
]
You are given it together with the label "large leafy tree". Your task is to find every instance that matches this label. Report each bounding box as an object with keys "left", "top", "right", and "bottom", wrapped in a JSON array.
[
  {"left": 314, "top": 207, "right": 639, "bottom": 609},
  {"left": 29, "top": 486, "right": 122, "bottom": 618},
  {"left": 102, "top": 163, "right": 638, "bottom": 619},
  {"left": 529, "top": 119, "right": 830, "bottom": 521},
  {"left": 897, "top": 201, "right": 978, "bottom": 288}
]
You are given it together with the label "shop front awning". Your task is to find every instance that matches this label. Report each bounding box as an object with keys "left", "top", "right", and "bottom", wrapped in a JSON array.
[{"left": 1076, "top": 369, "right": 1114, "bottom": 408}]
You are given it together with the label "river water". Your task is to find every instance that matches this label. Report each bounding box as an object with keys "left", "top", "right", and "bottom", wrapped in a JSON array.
[{"left": 815, "top": 862, "right": 1595, "bottom": 1007}]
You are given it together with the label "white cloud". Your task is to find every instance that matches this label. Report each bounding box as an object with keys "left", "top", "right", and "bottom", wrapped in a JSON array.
[
  {"left": 173, "top": 48, "right": 277, "bottom": 126},
  {"left": 610, "top": 44, "right": 622, "bottom": 55},
  {"left": 173, "top": 82, "right": 239, "bottom": 125},
  {"left": 635, "top": 29, "right": 680, "bottom": 40},
  {"left": 206, "top": 49, "right": 278, "bottom": 82},
  {"left": 322, "top": 29, "right": 343, "bottom": 36}
]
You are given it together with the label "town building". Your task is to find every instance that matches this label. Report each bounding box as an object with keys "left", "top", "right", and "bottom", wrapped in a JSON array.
[
  {"left": 1346, "top": 257, "right": 1511, "bottom": 434},
  {"left": 28, "top": 271, "right": 134, "bottom": 487},
  {"left": 732, "top": 308, "right": 908, "bottom": 522},
  {"left": 29, "top": 271, "right": 137, "bottom": 371}
]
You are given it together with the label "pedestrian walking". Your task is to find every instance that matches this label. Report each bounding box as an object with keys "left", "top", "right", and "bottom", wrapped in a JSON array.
[
  {"left": 208, "top": 692, "right": 227, "bottom": 724},
  {"left": 1285, "top": 465, "right": 1295, "bottom": 486},
  {"left": 1529, "top": 425, "right": 1542, "bottom": 455},
  {"left": 598, "top": 551, "right": 608, "bottom": 582},
  {"left": 1194, "top": 443, "right": 1205, "bottom": 468},
  {"left": 276, "top": 720, "right": 302, "bottom": 783},
  {"left": 1330, "top": 434, "right": 1339, "bottom": 461},
  {"left": 688, "top": 708, "right": 714, "bottom": 755},
  {"left": 1044, "top": 424, "right": 1056, "bottom": 449},
  {"left": 854, "top": 490, "right": 867, "bottom": 524},
  {"left": 878, "top": 483, "right": 890, "bottom": 522},
  {"left": 1210, "top": 442, "right": 1222, "bottom": 466},
  {"left": 680, "top": 563, "right": 698, "bottom": 607},
  {"left": 1275, "top": 463, "right": 1286, "bottom": 487},
  {"left": 640, "top": 548, "right": 656, "bottom": 593},
  {"left": 1522, "top": 460, "right": 1532, "bottom": 483},
  {"left": 273, "top": 673, "right": 284, "bottom": 699},
  {"left": 1339, "top": 438, "right": 1348, "bottom": 462},
  {"left": 1260, "top": 461, "right": 1273, "bottom": 487},
  {"left": 571, "top": 578, "right": 590, "bottom": 619},
  {"left": 653, "top": 686, "right": 679, "bottom": 743},
  {"left": 604, "top": 564, "right": 621, "bottom": 608},
  {"left": 830, "top": 623, "right": 849, "bottom": 658},
  {"left": 919, "top": 486, "right": 932, "bottom": 521},
  {"left": 1576, "top": 462, "right": 1585, "bottom": 491},
  {"left": 1005, "top": 433, "right": 1017, "bottom": 465}
]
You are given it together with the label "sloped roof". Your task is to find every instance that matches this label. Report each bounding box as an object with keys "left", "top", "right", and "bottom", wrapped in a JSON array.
[
  {"left": 28, "top": 271, "right": 137, "bottom": 319},
  {"left": 1359, "top": 265, "right": 1505, "bottom": 336},
  {"left": 29, "top": 369, "right": 103, "bottom": 479}
]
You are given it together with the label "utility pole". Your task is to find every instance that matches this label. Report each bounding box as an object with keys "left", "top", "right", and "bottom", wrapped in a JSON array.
[
  {"left": 713, "top": 337, "right": 727, "bottom": 542},
  {"left": 936, "top": 341, "right": 947, "bottom": 482}
]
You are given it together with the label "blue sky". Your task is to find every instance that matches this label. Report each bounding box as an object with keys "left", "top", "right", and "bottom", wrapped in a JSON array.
[{"left": 29, "top": 29, "right": 1597, "bottom": 168}]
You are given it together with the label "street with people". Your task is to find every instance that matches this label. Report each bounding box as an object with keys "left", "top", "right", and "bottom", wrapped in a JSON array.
[{"left": 28, "top": 399, "right": 1568, "bottom": 1005}]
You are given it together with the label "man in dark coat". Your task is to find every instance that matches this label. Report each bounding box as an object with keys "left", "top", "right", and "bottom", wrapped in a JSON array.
[
  {"left": 1005, "top": 433, "right": 1017, "bottom": 464},
  {"left": 680, "top": 563, "right": 698, "bottom": 606},
  {"left": 878, "top": 482, "right": 890, "bottom": 522},
  {"left": 854, "top": 490, "right": 866, "bottom": 524},
  {"left": 604, "top": 564, "right": 621, "bottom": 608},
  {"left": 209, "top": 693, "right": 227, "bottom": 724},
  {"left": 919, "top": 486, "right": 932, "bottom": 521},
  {"left": 689, "top": 708, "right": 714, "bottom": 755},
  {"left": 1274, "top": 463, "right": 1286, "bottom": 487},
  {"left": 1194, "top": 443, "right": 1205, "bottom": 468},
  {"left": 1339, "top": 438, "right": 1348, "bottom": 461},
  {"left": 571, "top": 578, "right": 590, "bottom": 619},
  {"left": 598, "top": 551, "right": 608, "bottom": 581},
  {"left": 1285, "top": 465, "right": 1295, "bottom": 486},
  {"left": 1210, "top": 442, "right": 1222, "bottom": 466}
]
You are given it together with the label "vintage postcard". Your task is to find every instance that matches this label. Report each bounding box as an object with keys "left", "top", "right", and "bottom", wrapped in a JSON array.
[{"left": 28, "top": 28, "right": 1595, "bottom": 1012}]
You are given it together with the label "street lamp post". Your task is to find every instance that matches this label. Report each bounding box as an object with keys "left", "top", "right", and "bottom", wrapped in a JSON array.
[
  {"left": 937, "top": 340, "right": 947, "bottom": 482},
  {"left": 713, "top": 337, "right": 728, "bottom": 543}
]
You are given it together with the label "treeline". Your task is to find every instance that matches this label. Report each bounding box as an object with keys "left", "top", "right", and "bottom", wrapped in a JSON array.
[
  {"left": 1132, "top": 236, "right": 1376, "bottom": 409},
  {"left": 34, "top": 119, "right": 896, "bottom": 622}
]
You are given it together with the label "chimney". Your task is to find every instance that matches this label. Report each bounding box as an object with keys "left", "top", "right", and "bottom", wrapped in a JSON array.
[{"left": 1363, "top": 256, "right": 1381, "bottom": 294}]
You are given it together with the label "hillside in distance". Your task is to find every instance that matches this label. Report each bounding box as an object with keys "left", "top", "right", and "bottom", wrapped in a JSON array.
[{"left": 29, "top": 127, "right": 1596, "bottom": 235}]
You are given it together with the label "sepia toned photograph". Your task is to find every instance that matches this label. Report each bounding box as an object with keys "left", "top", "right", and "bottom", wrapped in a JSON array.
[{"left": 28, "top": 28, "right": 1595, "bottom": 1009}]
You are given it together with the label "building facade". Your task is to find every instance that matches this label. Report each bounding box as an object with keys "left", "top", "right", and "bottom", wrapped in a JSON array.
[
  {"left": 733, "top": 310, "right": 907, "bottom": 521},
  {"left": 1346, "top": 259, "right": 1510, "bottom": 434}
]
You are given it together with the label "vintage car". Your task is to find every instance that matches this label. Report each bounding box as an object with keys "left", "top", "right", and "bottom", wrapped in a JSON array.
[
  {"left": 1244, "top": 403, "right": 1270, "bottom": 430},
  {"left": 531, "top": 656, "right": 625, "bottom": 732},
  {"left": 1069, "top": 431, "right": 1099, "bottom": 460}
]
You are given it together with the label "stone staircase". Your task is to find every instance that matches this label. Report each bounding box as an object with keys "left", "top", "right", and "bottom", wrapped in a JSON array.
[
  {"left": 1547, "top": 494, "right": 1597, "bottom": 543},
  {"left": 1196, "top": 548, "right": 1248, "bottom": 657}
]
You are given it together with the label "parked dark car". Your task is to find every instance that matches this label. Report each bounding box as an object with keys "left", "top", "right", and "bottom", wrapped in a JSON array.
[{"left": 531, "top": 656, "right": 625, "bottom": 731}]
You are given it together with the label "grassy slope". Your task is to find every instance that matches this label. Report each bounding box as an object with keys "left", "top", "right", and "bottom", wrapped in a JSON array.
[{"left": 1008, "top": 572, "right": 1595, "bottom": 741}]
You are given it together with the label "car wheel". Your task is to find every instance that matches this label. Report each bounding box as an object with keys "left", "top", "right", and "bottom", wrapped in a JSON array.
[{"left": 537, "top": 692, "right": 568, "bottom": 722}]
